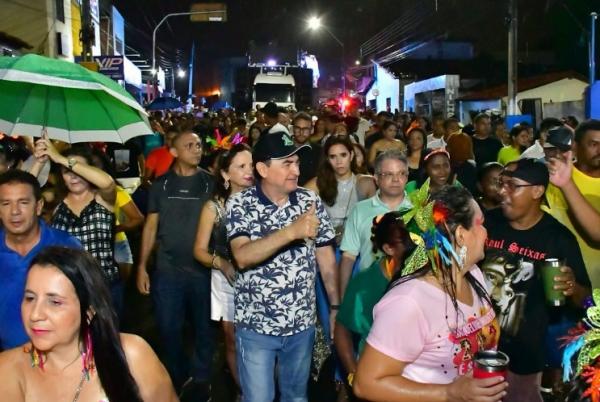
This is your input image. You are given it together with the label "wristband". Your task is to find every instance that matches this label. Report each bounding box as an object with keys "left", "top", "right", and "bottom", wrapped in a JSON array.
[
  {"left": 330, "top": 304, "right": 340, "bottom": 310},
  {"left": 211, "top": 254, "right": 219, "bottom": 269}
]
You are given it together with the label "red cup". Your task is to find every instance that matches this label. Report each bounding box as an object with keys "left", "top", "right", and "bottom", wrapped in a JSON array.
[{"left": 473, "top": 350, "right": 509, "bottom": 380}]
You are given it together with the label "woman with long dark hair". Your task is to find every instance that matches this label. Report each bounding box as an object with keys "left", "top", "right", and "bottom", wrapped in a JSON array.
[
  {"left": 405, "top": 127, "right": 429, "bottom": 182},
  {"left": 305, "top": 136, "right": 376, "bottom": 244},
  {"left": 193, "top": 143, "right": 253, "bottom": 391},
  {"left": 354, "top": 186, "right": 506, "bottom": 402},
  {"left": 0, "top": 246, "right": 176, "bottom": 401}
]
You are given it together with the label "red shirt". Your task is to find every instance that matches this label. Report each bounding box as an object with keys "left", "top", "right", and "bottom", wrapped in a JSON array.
[{"left": 145, "top": 146, "right": 173, "bottom": 178}]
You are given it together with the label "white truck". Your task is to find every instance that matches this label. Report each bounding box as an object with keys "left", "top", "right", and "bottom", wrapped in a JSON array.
[{"left": 252, "top": 65, "right": 296, "bottom": 111}]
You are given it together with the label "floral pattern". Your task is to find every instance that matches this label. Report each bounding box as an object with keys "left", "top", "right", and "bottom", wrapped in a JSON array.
[{"left": 226, "top": 186, "right": 335, "bottom": 336}]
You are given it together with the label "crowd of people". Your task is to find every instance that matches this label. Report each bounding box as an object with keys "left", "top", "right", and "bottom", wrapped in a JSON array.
[{"left": 0, "top": 98, "right": 599, "bottom": 402}]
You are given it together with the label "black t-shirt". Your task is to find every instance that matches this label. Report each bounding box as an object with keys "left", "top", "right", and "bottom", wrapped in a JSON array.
[
  {"left": 481, "top": 209, "right": 590, "bottom": 374},
  {"left": 148, "top": 169, "right": 214, "bottom": 272},
  {"left": 106, "top": 141, "right": 142, "bottom": 178},
  {"left": 472, "top": 136, "right": 502, "bottom": 166}
]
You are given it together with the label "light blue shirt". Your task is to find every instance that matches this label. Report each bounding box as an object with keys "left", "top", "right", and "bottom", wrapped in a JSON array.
[{"left": 340, "top": 191, "right": 412, "bottom": 271}]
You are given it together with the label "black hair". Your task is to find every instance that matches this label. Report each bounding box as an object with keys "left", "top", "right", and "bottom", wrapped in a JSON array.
[
  {"left": 388, "top": 186, "right": 492, "bottom": 316},
  {"left": 406, "top": 127, "right": 427, "bottom": 157},
  {"left": 370, "top": 211, "right": 416, "bottom": 260},
  {"left": 443, "top": 117, "right": 460, "bottom": 131},
  {"left": 473, "top": 113, "right": 490, "bottom": 124},
  {"left": 381, "top": 120, "right": 398, "bottom": 132},
  {"left": 539, "top": 117, "right": 563, "bottom": 134},
  {"left": 0, "top": 169, "right": 42, "bottom": 201},
  {"left": 317, "top": 136, "right": 358, "bottom": 206},
  {"left": 30, "top": 247, "right": 143, "bottom": 402},
  {"left": 213, "top": 143, "right": 252, "bottom": 201},
  {"left": 574, "top": 119, "right": 600, "bottom": 144},
  {"left": 477, "top": 162, "right": 503, "bottom": 183}
]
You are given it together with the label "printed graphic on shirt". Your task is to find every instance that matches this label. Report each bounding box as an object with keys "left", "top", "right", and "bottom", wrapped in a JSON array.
[
  {"left": 449, "top": 306, "right": 500, "bottom": 375},
  {"left": 482, "top": 238, "right": 547, "bottom": 337}
]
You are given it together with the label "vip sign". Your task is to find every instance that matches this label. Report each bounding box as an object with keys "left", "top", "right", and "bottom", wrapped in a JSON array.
[{"left": 94, "top": 56, "right": 124, "bottom": 80}]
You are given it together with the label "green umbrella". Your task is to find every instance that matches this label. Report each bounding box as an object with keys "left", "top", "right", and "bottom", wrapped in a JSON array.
[{"left": 0, "top": 54, "right": 151, "bottom": 143}]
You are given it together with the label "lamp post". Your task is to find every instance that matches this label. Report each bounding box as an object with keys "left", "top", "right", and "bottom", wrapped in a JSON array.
[
  {"left": 151, "top": 10, "right": 226, "bottom": 79},
  {"left": 307, "top": 16, "right": 346, "bottom": 97}
]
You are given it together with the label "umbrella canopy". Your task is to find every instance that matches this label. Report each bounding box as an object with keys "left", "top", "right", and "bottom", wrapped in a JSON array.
[
  {"left": 146, "top": 96, "right": 184, "bottom": 111},
  {"left": 0, "top": 54, "right": 151, "bottom": 143}
]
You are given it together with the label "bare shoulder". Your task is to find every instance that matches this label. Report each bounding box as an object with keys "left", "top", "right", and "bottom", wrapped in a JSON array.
[
  {"left": 0, "top": 348, "right": 26, "bottom": 400},
  {"left": 120, "top": 333, "right": 154, "bottom": 362},
  {"left": 120, "top": 333, "right": 178, "bottom": 402}
]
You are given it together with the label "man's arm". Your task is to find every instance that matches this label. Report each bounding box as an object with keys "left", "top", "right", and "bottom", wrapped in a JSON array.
[
  {"left": 136, "top": 212, "right": 159, "bottom": 294},
  {"left": 316, "top": 245, "right": 340, "bottom": 306},
  {"left": 231, "top": 204, "right": 319, "bottom": 270},
  {"left": 339, "top": 252, "right": 357, "bottom": 299}
]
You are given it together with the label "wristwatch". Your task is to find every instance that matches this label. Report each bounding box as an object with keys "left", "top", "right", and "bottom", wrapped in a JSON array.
[{"left": 67, "top": 157, "right": 78, "bottom": 170}]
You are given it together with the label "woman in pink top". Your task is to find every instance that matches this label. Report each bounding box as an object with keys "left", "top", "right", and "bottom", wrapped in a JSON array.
[{"left": 354, "top": 186, "right": 507, "bottom": 402}]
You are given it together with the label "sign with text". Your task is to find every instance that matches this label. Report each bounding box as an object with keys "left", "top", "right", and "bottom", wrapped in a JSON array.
[
  {"left": 76, "top": 55, "right": 124, "bottom": 80},
  {"left": 190, "top": 3, "right": 227, "bottom": 22}
]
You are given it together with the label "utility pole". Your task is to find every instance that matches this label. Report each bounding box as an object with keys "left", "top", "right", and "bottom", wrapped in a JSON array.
[
  {"left": 80, "top": 0, "right": 95, "bottom": 61},
  {"left": 590, "top": 12, "right": 597, "bottom": 85},
  {"left": 507, "top": 0, "right": 518, "bottom": 115},
  {"left": 188, "top": 41, "right": 195, "bottom": 103}
]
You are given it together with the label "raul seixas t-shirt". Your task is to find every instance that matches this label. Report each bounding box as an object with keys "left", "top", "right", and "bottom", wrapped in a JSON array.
[{"left": 481, "top": 209, "right": 590, "bottom": 375}]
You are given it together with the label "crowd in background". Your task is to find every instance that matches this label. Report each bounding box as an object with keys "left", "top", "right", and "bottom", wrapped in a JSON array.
[{"left": 0, "top": 99, "right": 599, "bottom": 402}]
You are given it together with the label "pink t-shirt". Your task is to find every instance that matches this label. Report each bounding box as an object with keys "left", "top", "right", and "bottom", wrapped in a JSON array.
[{"left": 367, "top": 266, "right": 500, "bottom": 384}]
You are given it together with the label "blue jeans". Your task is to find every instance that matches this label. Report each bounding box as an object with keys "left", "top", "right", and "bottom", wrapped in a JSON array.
[
  {"left": 236, "top": 326, "right": 316, "bottom": 402},
  {"left": 152, "top": 268, "right": 213, "bottom": 390}
]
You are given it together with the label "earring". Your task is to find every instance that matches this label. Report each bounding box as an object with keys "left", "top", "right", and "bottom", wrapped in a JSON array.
[
  {"left": 224, "top": 179, "right": 230, "bottom": 190},
  {"left": 81, "top": 326, "right": 95, "bottom": 379},
  {"left": 26, "top": 344, "right": 45, "bottom": 370},
  {"left": 458, "top": 245, "right": 468, "bottom": 269}
]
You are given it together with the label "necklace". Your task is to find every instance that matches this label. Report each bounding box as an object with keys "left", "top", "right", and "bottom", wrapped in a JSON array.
[{"left": 72, "top": 370, "right": 88, "bottom": 402}]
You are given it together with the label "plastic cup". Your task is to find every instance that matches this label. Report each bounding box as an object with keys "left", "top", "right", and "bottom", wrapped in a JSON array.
[
  {"left": 541, "top": 258, "right": 566, "bottom": 306},
  {"left": 473, "top": 350, "right": 509, "bottom": 380}
]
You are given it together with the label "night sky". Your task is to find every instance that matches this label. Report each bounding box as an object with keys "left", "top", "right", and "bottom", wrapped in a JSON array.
[{"left": 112, "top": 0, "right": 597, "bottom": 95}]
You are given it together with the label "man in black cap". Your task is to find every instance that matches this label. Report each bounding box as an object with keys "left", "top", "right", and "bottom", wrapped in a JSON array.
[
  {"left": 542, "top": 126, "right": 573, "bottom": 161},
  {"left": 226, "top": 131, "right": 339, "bottom": 402},
  {"left": 481, "top": 158, "right": 590, "bottom": 402}
]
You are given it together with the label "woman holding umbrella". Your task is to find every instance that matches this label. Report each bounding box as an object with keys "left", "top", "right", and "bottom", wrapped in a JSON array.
[{"left": 30, "top": 136, "right": 122, "bottom": 314}]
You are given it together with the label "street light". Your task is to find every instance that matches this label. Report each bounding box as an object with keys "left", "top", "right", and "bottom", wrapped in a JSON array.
[
  {"left": 177, "top": 68, "right": 186, "bottom": 78},
  {"left": 152, "top": 10, "right": 226, "bottom": 77},
  {"left": 307, "top": 16, "right": 321, "bottom": 30},
  {"left": 306, "top": 15, "right": 346, "bottom": 97}
]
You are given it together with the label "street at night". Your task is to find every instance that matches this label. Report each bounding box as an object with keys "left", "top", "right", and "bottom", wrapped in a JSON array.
[{"left": 0, "top": 1, "right": 600, "bottom": 402}]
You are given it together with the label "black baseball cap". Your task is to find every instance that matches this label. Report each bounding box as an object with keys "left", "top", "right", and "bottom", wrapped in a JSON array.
[
  {"left": 543, "top": 127, "right": 573, "bottom": 152},
  {"left": 260, "top": 102, "right": 279, "bottom": 118},
  {"left": 253, "top": 131, "right": 311, "bottom": 163},
  {"left": 502, "top": 158, "right": 549, "bottom": 188}
]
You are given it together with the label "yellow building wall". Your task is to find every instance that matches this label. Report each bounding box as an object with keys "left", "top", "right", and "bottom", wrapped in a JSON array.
[{"left": 71, "top": 0, "right": 82, "bottom": 57}]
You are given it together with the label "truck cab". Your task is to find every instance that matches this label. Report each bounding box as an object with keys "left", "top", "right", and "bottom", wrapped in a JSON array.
[{"left": 252, "top": 66, "right": 296, "bottom": 111}]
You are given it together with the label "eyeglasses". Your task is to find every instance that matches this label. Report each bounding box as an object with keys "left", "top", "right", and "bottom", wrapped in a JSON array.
[
  {"left": 377, "top": 171, "right": 409, "bottom": 180},
  {"left": 496, "top": 178, "right": 537, "bottom": 193},
  {"left": 184, "top": 142, "right": 203, "bottom": 151},
  {"left": 293, "top": 126, "right": 311, "bottom": 134}
]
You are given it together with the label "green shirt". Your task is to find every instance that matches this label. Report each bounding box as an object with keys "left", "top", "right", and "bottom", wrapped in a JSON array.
[
  {"left": 340, "top": 191, "right": 412, "bottom": 271},
  {"left": 337, "top": 259, "right": 390, "bottom": 352},
  {"left": 497, "top": 145, "right": 521, "bottom": 165}
]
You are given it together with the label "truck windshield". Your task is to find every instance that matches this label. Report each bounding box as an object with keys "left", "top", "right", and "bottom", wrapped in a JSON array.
[{"left": 254, "top": 84, "right": 295, "bottom": 103}]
